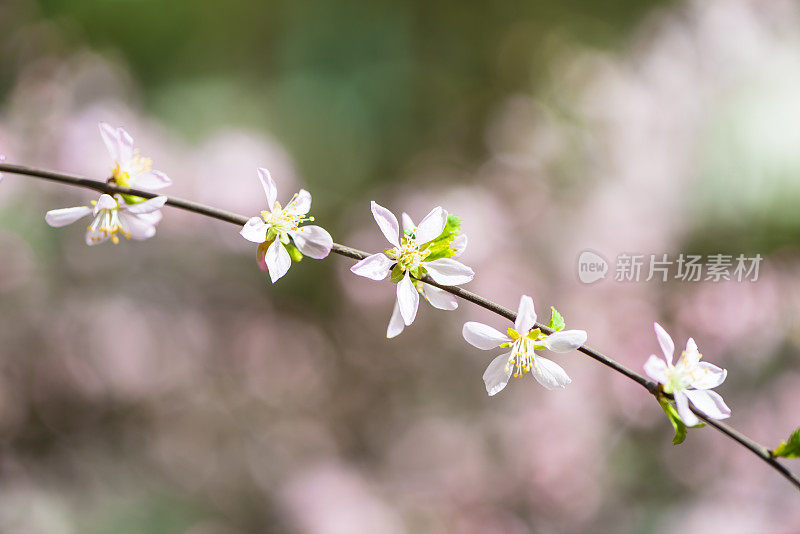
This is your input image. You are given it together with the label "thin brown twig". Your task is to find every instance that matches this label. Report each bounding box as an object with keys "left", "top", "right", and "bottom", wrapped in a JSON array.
[{"left": 1, "top": 161, "right": 798, "bottom": 492}]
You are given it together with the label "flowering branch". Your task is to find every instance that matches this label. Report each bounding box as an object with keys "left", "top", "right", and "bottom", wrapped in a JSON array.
[{"left": 1, "top": 160, "right": 799, "bottom": 492}]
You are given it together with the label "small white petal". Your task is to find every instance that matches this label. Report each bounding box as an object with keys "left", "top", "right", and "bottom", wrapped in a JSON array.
[
  {"left": 132, "top": 170, "right": 171, "bottom": 189},
  {"left": 450, "top": 234, "right": 467, "bottom": 257},
  {"left": 289, "top": 225, "right": 332, "bottom": 259},
  {"left": 690, "top": 362, "right": 727, "bottom": 390},
  {"left": 654, "top": 322, "right": 675, "bottom": 364},
  {"left": 531, "top": 356, "right": 571, "bottom": 390},
  {"left": 257, "top": 168, "right": 278, "bottom": 209},
  {"left": 679, "top": 337, "right": 701, "bottom": 367},
  {"left": 515, "top": 295, "right": 537, "bottom": 334},
  {"left": 396, "top": 271, "right": 419, "bottom": 326},
  {"left": 119, "top": 212, "right": 157, "bottom": 240},
  {"left": 643, "top": 354, "right": 668, "bottom": 383},
  {"left": 45, "top": 206, "right": 92, "bottom": 227},
  {"left": 423, "top": 258, "right": 474, "bottom": 286},
  {"left": 98, "top": 122, "right": 120, "bottom": 162},
  {"left": 285, "top": 189, "right": 312, "bottom": 216},
  {"left": 386, "top": 302, "right": 405, "bottom": 339},
  {"left": 265, "top": 239, "right": 292, "bottom": 283},
  {"left": 542, "top": 330, "right": 586, "bottom": 353},
  {"left": 674, "top": 390, "right": 699, "bottom": 427},
  {"left": 116, "top": 127, "right": 135, "bottom": 163},
  {"left": 94, "top": 194, "right": 117, "bottom": 215},
  {"left": 370, "top": 201, "right": 400, "bottom": 247},
  {"left": 350, "top": 253, "right": 394, "bottom": 280},
  {"left": 401, "top": 212, "right": 415, "bottom": 232},
  {"left": 685, "top": 389, "right": 730, "bottom": 420},
  {"left": 462, "top": 322, "right": 510, "bottom": 350},
  {"left": 483, "top": 353, "right": 513, "bottom": 396},
  {"left": 414, "top": 206, "right": 447, "bottom": 244},
  {"left": 422, "top": 284, "right": 458, "bottom": 310},
  {"left": 123, "top": 195, "right": 167, "bottom": 214},
  {"left": 240, "top": 217, "right": 269, "bottom": 243}
]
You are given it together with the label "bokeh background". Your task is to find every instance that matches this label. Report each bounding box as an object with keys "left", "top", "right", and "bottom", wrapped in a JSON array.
[{"left": 1, "top": 0, "right": 799, "bottom": 532}]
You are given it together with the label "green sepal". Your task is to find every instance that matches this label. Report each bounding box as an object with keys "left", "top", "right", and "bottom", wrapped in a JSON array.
[
  {"left": 658, "top": 396, "right": 688, "bottom": 445},
  {"left": 422, "top": 214, "right": 462, "bottom": 261},
  {"left": 499, "top": 342, "right": 512, "bottom": 348},
  {"left": 384, "top": 248, "right": 398, "bottom": 259},
  {"left": 527, "top": 328, "right": 542, "bottom": 340},
  {"left": 390, "top": 265, "right": 404, "bottom": 283},
  {"left": 410, "top": 266, "right": 423, "bottom": 279},
  {"left": 548, "top": 307, "right": 565, "bottom": 331},
  {"left": 773, "top": 427, "right": 800, "bottom": 458},
  {"left": 507, "top": 328, "right": 519, "bottom": 340},
  {"left": 286, "top": 244, "right": 303, "bottom": 262},
  {"left": 120, "top": 193, "right": 147, "bottom": 205}
]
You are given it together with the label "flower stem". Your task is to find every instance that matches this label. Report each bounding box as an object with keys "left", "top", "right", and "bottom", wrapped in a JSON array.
[{"left": 2, "top": 161, "right": 798, "bottom": 492}]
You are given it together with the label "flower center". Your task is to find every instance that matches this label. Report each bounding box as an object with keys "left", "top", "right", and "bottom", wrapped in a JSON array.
[
  {"left": 87, "top": 205, "right": 130, "bottom": 244},
  {"left": 394, "top": 237, "right": 429, "bottom": 272},
  {"left": 505, "top": 333, "right": 538, "bottom": 377},
  {"left": 111, "top": 151, "right": 152, "bottom": 188}
]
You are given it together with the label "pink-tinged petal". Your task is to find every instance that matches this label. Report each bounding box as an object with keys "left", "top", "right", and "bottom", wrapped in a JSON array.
[
  {"left": 414, "top": 206, "right": 447, "bottom": 244},
  {"left": 45, "top": 206, "right": 92, "bottom": 227},
  {"left": 401, "top": 212, "right": 414, "bottom": 232},
  {"left": 542, "top": 330, "right": 586, "bottom": 353},
  {"left": 133, "top": 170, "right": 171, "bottom": 190},
  {"left": 422, "top": 283, "right": 458, "bottom": 311},
  {"left": 116, "top": 127, "right": 135, "bottom": 164},
  {"left": 450, "top": 234, "right": 467, "bottom": 257},
  {"left": 654, "top": 322, "right": 675, "bottom": 364},
  {"left": 532, "top": 356, "right": 571, "bottom": 390},
  {"left": 515, "top": 295, "right": 537, "bottom": 334},
  {"left": 93, "top": 194, "right": 118, "bottom": 215},
  {"left": 240, "top": 217, "right": 268, "bottom": 243},
  {"left": 462, "top": 321, "right": 510, "bottom": 350},
  {"left": 265, "top": 239, "right": 292, "bottom": 283},
  {"left": 674, "top": 390, "right": 699, "bottom": 427},
  {"left": 679, "top": 337, "right": 701, "bottom": 367},
  {"left": 423, "top": 258, "right": 474, "bottom": 286},
  {"left": 285, "top": 189, "right": 311, "bottom": 216},
  {"left": 396, "top": 271, "right": 419, "bottom": 326},
  {"left": 135, "top": 211, "right": 162, "bottom": 225},
  {"left": 257, "top": 168, "right": 278, "bottom": 209},
  {"left": 483, "top": 353, "right": 513, "bottom": 396},
  {"left": 643, "top": 354, "right": 668, "bottom": 383},
  {"left": 118, "top": 212, "right": 156, "bottom": 240},
  {"left": 350, "top": 253, "right": 393, "bottom": 280},
  {"left": 256, "top": 242, "right": 270, "bottom": 272},
  {"left": 386, "top": 302, "right": 405, "bottom": 339},
  {"left": 98, "top": 122, "right": 119, "bottom": 161},
  {"left": 370, "top": 201, "right": 400, "bottom": 247},
  {"left": 123, "top": 195, "right": 167, "bottom": 214},
  {"left": 289, "top": 225, "right": 332, "bottom": 259},
  {"left": 690, "top": 362, "right": 727, "bottom": 390},
  {"left": 685, "top": 389, "right": 730, "bottom": 420}
]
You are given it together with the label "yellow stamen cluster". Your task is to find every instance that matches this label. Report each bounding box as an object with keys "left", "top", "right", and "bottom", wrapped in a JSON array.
[
  {"left": 504, "top": 331, "right": 541, "bottom": 378},
  {"left": 394, "top": 237, "right": 429, "bottom": 272},
  {"left": 111, "top": 149, "right": 152, "bottom": 188},
  {"left": 87, "top": 206, "right": 130, "bottom": 245},
  {"left": 260, "top": 194, "right": 315, "bottom": 238}
]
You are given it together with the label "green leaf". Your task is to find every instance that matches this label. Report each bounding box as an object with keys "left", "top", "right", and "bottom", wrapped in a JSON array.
[
  {"left": 773, "top": 427, "right": 800, "bottom": 458},
  {"left": 547, "top": 307, "right": 565, "bottom": 331},
  {"left": 422, "top": 214, "right": 462, "bottom": 261},
  {"left": 286, "top": 244, "right": 303, "bottom": 262},
  {"left": 120, "top": 193, "right": 148, "bottom": 205},
  {"left": 658, "top": 396, "right": 688, "bottom": 445},
  {"left": 389, "top": 265, "right": 404, "bottom": 283}
]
